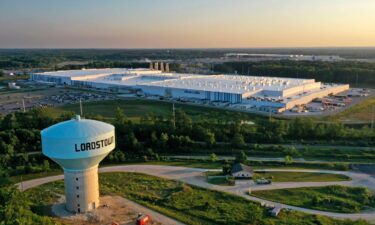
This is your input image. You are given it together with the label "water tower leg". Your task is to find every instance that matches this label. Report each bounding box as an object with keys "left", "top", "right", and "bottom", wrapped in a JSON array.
[{"left": 63, "top": 166, "right": 99, "bottom": 213}]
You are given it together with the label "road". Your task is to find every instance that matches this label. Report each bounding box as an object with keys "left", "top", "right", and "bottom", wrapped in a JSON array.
[{"left": 18, "top": 165, "right": 375, "bottom": 223}]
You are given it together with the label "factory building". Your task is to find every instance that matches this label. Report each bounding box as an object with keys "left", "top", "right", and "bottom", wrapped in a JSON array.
[
  {"left": 31, "top": 68, "right": 349, "bottom": 113},
  {"left": 41, "top": 115, "right": 115, "bottom": 213}
]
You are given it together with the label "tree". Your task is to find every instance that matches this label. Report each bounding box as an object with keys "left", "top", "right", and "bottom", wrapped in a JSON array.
[
  {"left": 0, "top": 70, "right": 3, "bottom": 77},
  {"left": 0, "top": 186, "right": 57, "bottom": 225},
  {"left": 231, "top": 133, "right": 245, "bottom": 148},
  {"left": 222, "top": 163, "right": 232, "bottom": 175},
  {"left": 115, "top": 107, "right": 127, "bottom": 125},
  {"left": 42, "top": 160, "right": 50, "bottom": 171},
  {"left": 283, "top": 146, "right": 300, "bottom": 157},
  {"left": 1, "top": 114, "right": 13, "bottom": 130},
  {"left": 113, "top": 150, "right": 126, "bottom": 162},
  {"left": 235, "top": 150, "right": 247, "bottom": 163},
  {"left": 175, "top": 109, "right": 192, "bottom": 134},
  {"left": 210, "top": 153, "right": 218, "bottom": 162},
  {"left": 160, "top": 133, "right": 169, "bottom": 150},
  {"left": 205, "top": 131, "right": 216, "bottom": 147},
  {"left": 285, "top": 155, "right": 293, "bottom": 165}
]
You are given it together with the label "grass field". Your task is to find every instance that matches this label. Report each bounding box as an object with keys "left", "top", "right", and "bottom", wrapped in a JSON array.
[
  {"left": 253, "top": 171, "right": 351, "bottom": 182},
  {"left": 25, "top": 172, "right": 370, "bottom": 225},
  {"left": 205, "top": 171, "right": 350, "bottom": 186},
  {"left": 55, "top": 98, "right": 262, "bottom": 122},
  {"left": 327, "top": 96, "right": 375, "bottom": 123},
  {"left": 140, "top": 160, "right": 223, "bottom": 169},
  {"left": 206, "top": 176, "right": 235, "bottom": 186},
  {"left": 252, "top": 185, "right": 375, "bottom": 213},
  {"left": 9, "top": 169, "right": 63, "bottom": 183}
]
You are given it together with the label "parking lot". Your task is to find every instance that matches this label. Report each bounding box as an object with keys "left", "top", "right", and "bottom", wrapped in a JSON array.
[{"left": 0, "top": 84, "right": 117, "bottom": 115}]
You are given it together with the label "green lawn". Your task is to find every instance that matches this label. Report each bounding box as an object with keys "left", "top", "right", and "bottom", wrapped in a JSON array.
[
  {"left": 206, "top": 176, "right": 235, "bottom": 186},
  {"left": 55, "top": 99, "right": 262, "bottom": 122},
  {"left": 26, "top": 181, "right": 65, "bottom": 216},
  {"left": 252, "top": 185, "right": 375, "bottom": 213},
  {"left": 253, "top": 171, "right": 351, "bottom": 182},
  {"left": 9, "top": 169, "right": 63, "bottom": 183},
  {"left": 25, "top": 172, "right": 370, "bottom": 225},
  {"left": 140, "top": 160, "right": 223, "bottom": 169}
]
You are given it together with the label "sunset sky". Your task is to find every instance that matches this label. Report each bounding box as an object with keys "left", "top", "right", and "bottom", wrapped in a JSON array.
[{"left": 0, "top": 0, "right": 375, "bottom": 48}]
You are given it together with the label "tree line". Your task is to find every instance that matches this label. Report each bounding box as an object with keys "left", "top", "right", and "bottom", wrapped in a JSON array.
[
  {"left": 0, "top": 107, "right": 374, "bottom": 177},
  {"left": 213, "top": 61, "right": 375, "bottom": 87}
]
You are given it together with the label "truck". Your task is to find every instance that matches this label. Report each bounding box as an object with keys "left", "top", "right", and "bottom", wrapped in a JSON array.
[{"left": 136, "top": 214, "right": 151, "bottom": 225}]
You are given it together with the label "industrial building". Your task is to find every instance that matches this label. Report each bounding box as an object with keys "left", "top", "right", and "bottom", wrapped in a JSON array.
[
  {"left": 41, "top": 115, "right": 115, "bottom": 213},
  {"left": 31, "top": 66, "right": 349, "bottom": 113}
]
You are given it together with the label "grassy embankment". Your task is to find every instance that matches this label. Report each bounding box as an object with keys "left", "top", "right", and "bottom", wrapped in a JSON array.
[
  {"left": 252, "top": 185, "right": 375, "bottom": 213},
  {"left": 26, "top": 172, "right": 370, "bottom": 225},
  {"left": 54, "top": 98, "right": 263, "bottom": 122},
  {"left": 326, "top": 96, "right": 375, "bottom": 124},
  {"left": 205, "top": 171, "right": 350, "bottom": 186},
  {"left": 253, "top": 171, "right": 350, "bottom": 182}
]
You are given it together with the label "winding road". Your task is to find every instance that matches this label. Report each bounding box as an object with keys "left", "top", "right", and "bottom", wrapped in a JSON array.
[{"left": 17, "top": 165, "right": 375, "bottom": 224}]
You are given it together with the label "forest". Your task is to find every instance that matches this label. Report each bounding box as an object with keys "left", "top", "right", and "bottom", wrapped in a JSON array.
[
  {"left": 213, "top": 61, "right": 375, "bottom": 87},
  {"left": 0, "top": 107, "right": 374, "bottom": 178}
]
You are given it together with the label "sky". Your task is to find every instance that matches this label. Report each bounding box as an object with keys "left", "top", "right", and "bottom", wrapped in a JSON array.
[{"left": 0, "top": 0, "right": 375, "bottom": 48}]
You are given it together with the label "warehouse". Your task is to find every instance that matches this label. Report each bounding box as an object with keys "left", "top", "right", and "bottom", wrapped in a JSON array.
[{"left": 30, "top": 68, "right": 349, "bottom": 113}]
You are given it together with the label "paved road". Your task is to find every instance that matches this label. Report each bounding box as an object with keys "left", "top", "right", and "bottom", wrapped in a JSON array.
[{"left": 18, "top": 165, "right": 375, "bottom": 223}]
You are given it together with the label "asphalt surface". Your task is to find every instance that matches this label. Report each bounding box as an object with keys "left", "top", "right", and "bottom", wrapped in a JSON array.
[{"left": 18, "top": 165, "right": 375, "bottom": 223}]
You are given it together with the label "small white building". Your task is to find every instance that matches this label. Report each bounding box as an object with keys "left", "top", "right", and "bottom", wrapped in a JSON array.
[{"left": 231, "top": 163, "right": 254, "bottom": 179}]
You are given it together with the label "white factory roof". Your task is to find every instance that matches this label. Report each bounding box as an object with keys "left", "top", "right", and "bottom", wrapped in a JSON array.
[
  {"left": 35, "top": 68, "right": 161, "bottom": 77},
  {"left": 33, "top": 68, "right": 317, "bottom": 94},
  {"left": 141, "top": 74, "right": 315, "bottom": 94}
]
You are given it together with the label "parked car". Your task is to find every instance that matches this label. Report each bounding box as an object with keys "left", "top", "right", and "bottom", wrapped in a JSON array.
[{"left": 256, "top": 178, "right": 272, "bottom": 185}]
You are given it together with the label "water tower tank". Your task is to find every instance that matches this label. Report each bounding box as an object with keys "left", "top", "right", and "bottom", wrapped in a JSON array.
[{"left": 41, "top": 115, "right": 115, "bottom": 213}]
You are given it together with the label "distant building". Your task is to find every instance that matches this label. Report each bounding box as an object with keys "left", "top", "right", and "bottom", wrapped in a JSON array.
[
  {"left": 8, "top": 82, "right": 20, "bottom": 89},
  {"left": 231, "top": 163, "right": 253, "bottom": 179},
  {"left": 224, "top": 53, "right": 344, "bottom": 62}
]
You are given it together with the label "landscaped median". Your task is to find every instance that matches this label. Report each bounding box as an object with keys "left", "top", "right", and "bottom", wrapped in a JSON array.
[
  {"left": 253, "top": 171, "right": 351, "bottom": 182},
  {"left": 205, "top": 171, "right": 235, "bottom": 186},
  {"left": 25, "top": 172, "right": 370, "bottom": 225},
  {"left": 251, "top": 185, "right": 375, "bottom": 213},
  {"left": 205, "top": 170, "right": 351, "bottom": 186}
]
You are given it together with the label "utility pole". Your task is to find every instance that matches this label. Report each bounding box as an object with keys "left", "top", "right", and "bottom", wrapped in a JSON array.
[
  {"left": 172, "top": 103, "right": 176, "bottom": 129},
  {"left": 22, "top": 99, "right": 26, "bottom": 113},
  {"left": 80, "top": 98, "right": 83, "bottom": 117},
  {"left": 356, "top": 73, "right": 359, "bottom": 87},
  {"left": 269, "top": 107, "right": 272, "bottom": 121},
  {"left": 371, "top": 106, "right": 374, "bottom": 132}
]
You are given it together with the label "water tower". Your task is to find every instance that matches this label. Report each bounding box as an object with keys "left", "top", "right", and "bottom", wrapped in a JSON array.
[{"left": 41, "top": 115, "right": 115, "bottom": 213}]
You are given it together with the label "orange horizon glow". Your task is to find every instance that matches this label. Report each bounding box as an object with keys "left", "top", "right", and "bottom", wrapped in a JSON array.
[{"left": 0, "top": 0, "right": 374, "bottom": 48}]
